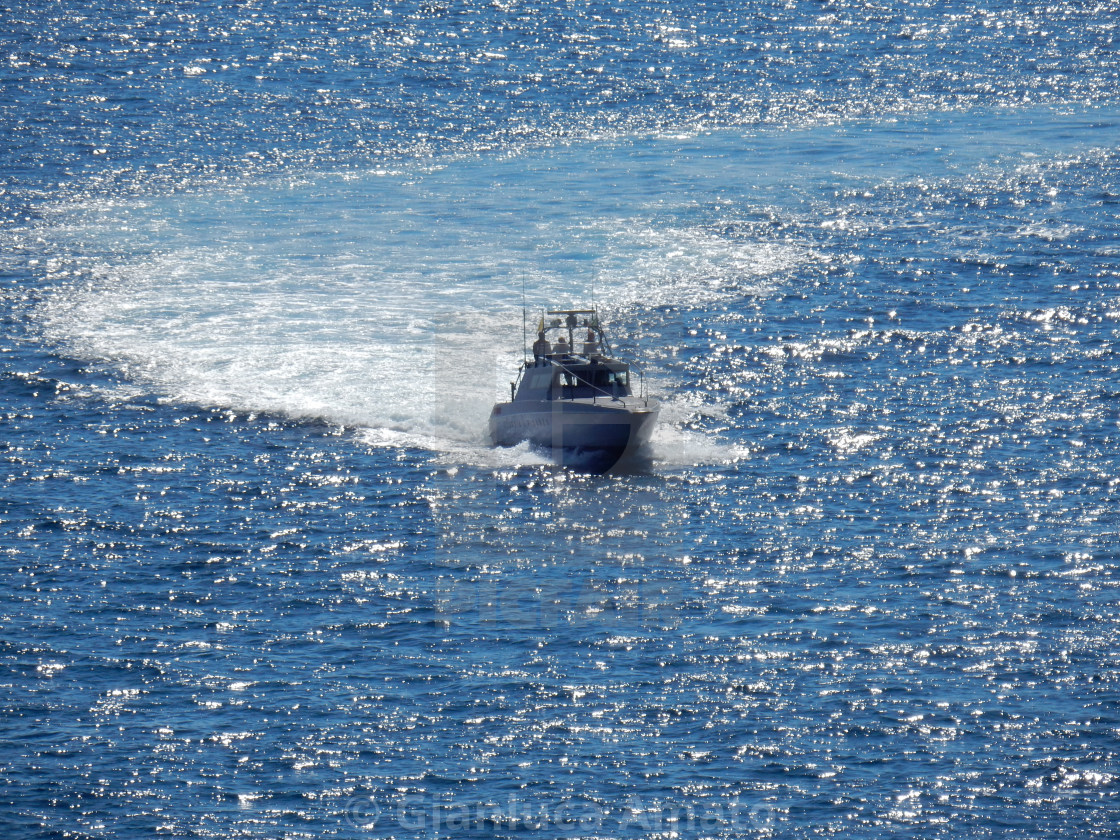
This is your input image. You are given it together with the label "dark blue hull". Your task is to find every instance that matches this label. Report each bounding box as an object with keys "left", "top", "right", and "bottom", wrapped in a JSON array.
[{"left": 489, "top": 398, "right": 658, "bottom": 472}]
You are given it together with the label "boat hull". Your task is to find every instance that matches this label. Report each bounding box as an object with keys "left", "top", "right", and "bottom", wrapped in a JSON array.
[{"left": 489, "top": 398, "right": 658, "bottom": 472}]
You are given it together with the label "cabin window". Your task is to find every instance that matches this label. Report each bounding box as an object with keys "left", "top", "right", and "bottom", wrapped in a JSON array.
[
  {"left": 585, "top": 369, "right": 628, "bottom": 389},
  {"left": 605, "top": 370, "right": 628, "bottom": 389},
  {"left": 564, "top": 367, "right": 630, "bottom": 395},
  {"left": 517, "top": 369, "right": 554, "bottom": 397},
  {"left": 519, "top": 365, "right": 630, "bottom": 399},
  {"left": 528, "top": 370, "right": 552, "bottom": 389}
]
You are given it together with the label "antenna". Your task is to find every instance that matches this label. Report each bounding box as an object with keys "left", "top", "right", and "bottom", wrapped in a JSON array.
[{"left": 521, "top": 276, "right": 528, "bottom": 361}]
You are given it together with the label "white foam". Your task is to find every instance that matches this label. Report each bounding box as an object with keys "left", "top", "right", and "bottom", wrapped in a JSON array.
[
  {"left": 648, "top": 394, "right": 752, "bottom": 467},
  {"left": 27, "top": 136, "right": 812, "bottom": 459},
  {"left": 612, "top": 226, "right": 808, "bottom": 307}
]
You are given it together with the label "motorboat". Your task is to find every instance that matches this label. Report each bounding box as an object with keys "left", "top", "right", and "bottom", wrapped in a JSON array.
[{"left": 489, "top": 309, "right": 659, "bottom": 471}]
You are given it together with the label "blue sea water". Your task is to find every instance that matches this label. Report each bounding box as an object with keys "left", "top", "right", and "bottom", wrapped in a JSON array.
[{"left": 3, "top": 1, "right": 1120, "bottom": 837}]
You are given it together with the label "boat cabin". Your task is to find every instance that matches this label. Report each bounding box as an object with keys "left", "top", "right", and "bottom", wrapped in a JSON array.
[{"left": 515, "top": 359, "right": 632, "bottom": 402}]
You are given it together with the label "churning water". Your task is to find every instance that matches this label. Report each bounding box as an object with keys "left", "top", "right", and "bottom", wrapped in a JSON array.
[{"left": 3, "top": 1, "right": 1120, "bottom": 837}]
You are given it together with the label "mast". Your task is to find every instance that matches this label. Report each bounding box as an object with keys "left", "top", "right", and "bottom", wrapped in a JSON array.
[{"left": 521, "top": 277, "right": 528, "bottom": 360}]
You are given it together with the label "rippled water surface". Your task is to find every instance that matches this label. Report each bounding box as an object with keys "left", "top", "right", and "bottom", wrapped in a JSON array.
[{"left": 3, "top": 1, "right": 1120, "bottom": 838}]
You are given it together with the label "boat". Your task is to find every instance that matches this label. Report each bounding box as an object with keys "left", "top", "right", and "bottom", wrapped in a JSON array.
[{"left": 489, "top": 309, "right": 659, "bottom": 471}]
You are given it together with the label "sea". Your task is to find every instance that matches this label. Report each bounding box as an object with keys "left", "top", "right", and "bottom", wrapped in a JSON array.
[{"left": 2, "top": 1, "right": 1120, "bottom": 837}]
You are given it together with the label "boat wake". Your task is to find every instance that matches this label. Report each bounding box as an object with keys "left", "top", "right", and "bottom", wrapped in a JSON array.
[{"left": 20, "top": 135, "right": 811, "bottom": 468}]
